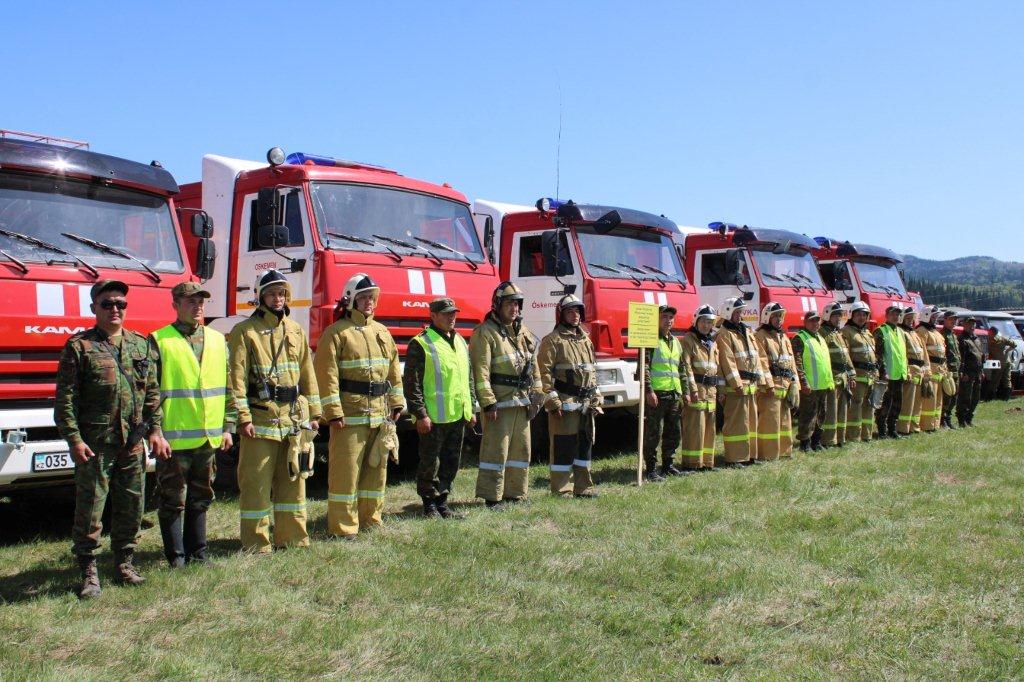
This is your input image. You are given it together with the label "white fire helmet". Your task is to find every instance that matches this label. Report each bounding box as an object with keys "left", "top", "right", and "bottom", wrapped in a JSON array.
[
  {"left": 341, "top": 273, "right": 380, "bottom": 311},
  {"left": 899, "top": 305, "right": 918, "bottom": 325},
  {"left": 822, "top": 301, "right": 844, "bottom": 320},
  {"left": 254, "top": 269, "right": 291, "bottom": 303},
  {"left": 849, "top": 301, "right": 871, "bottom": 317},
  {"left": 557, "top": 294, "right": 586, "bottom": 324},
  {"left": 693, "top": 304, "right": 717, "bottom": 325},
  {"left": 760, "top": 302, "right": 786, "bottom": 327},
  {"left": 721, "top": 296, "right": 747, "bottom": 321},
  {"left": 923, "top": 304, "right": 942, "bottom": 324}
]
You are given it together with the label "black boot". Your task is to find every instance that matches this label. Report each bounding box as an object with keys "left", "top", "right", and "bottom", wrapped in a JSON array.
[
  {"left": 947, "top": 417, "right": 958, "bottom": 430},
  {"left": 435, "top": 494, "right": 455, "bottom": 519},
  {"left": 644, "top": 468, "right": 666, "bottom": 482},
  {"left": 159, "top": 515, "right": 186, "bottom": 568},
  {"left": 661, "top": 463, "right": 686, "bottom": 477},
  {"left": 76, "top": 556, "right": 101, "bottom": 599},
  {"left": 184, "top": 508, "right": 209, "bottom": 565},
  {"left": 799, "top": 440, "right": 810, "bottom": 452},
  {"left": 423, "top": 498, "right": 442, "bottom": 518},
  {"left": 811, "top": 432, "right": 824, "bottom": 452}
]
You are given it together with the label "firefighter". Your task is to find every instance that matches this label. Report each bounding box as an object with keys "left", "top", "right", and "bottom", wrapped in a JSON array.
[
  {"left": 915, "top": 306, "right": 947, "bottom": 432},
  {"left": 840, "top": 301, "right": 879, "bottom": 442},
  {"left": 986, "top": 327, "right": 1014, "bottom": 401},
  {"left": 715, "top": 297, "right": 767, "bottom": 465},
  {"left": 639, "top": 304, "right": 685, "bottom": 481},
  {"left": 537, "top": 294, "right": 602, "bottom": 497},
  {"left": 315, "top": 273, "right": 403, "bottom": 538},
  {"left": 899, "top": 307, "right": 930, "bottom": 435},
  {"left": 403, "top": 297, "right": 477, "bottom": 518},
  {"left": 792, "top": 311, "right": 834, "bottom": 452},
  {"left": 940, "top": 311, "right": 962, "bottom": 429},
  {"left": 55, "top": 280, "right": 166, "bottom": 599},
  {"left": 229, "top": 270, "right": 321, "bottom": 551},
  {"left": 874, "top": 304, "right": 909, "bottom": 439},
  {"left": 753, "top": 302, "right": 794, "bottom": 461},
  {"left": 820, "top": 302, "right": 856, "bottom": 448},
  {"left": 680, "top": 304, "right": 720, "bottom": 469},
  {"left": 471, "top": 281, "right": 542, "bottom": 508},
  {"left": 149, "top": 281, "right": 236, "bottom": 567},
  {"left": 956, "top": 317, "right": 985, "bottom": 426}
]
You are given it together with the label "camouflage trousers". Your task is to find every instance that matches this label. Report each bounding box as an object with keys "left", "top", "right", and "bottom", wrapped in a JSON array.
[
  {"left": 957, "top": 373, "right": 982, "bottom": 424},
  {"left": 72, "top": 442, "right": 145, "bottom": 558},
  {"left": 796, "top": 390, "right": 828, "bottom": 442},
  {"left": 155, "top": 446, "right": 216, "bottom": 520},
  {"left": 416, "top": 419, "right": 467, "bottom": 500},
  {"left": 643, "top": 394, "right": 681, "bottom": 470}
]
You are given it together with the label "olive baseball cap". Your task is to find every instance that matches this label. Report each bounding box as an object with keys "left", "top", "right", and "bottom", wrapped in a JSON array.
[
  {"left": 172, "top": 281, "right": 212, "bottom": 299},
  {"left": 804, "top": 310, "right": 821, "bottom": 321},
  {"left": 90, "top": 279, "right": 129, "bottom": 301},
  {"left": 429, "top": 297, "right": 460, "bottom": 313}
]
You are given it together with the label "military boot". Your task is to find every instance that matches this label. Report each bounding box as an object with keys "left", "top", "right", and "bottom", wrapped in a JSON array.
[
  {"left": 947, "top": 417, "right": 958, "bottom": 430},
  {"left": 644, "top": 468, "right": 666, "bottom": 483},
  {"left": 76, "top": 556, "right": 101, "bottom": 600},
  {"left": 799, "top": 440, "right": 811, "bottom": 452},
  {"left": 422, "top": 497, "right": 442, "bottom": 519},
  {"left": 113, "top": 552, "right": 146, "bottom": 586},
  {"left": 159, "top": 515, "right": 186, "bottom": 568},
  {"left": 811, "top": 432, "right": 824, "bottom": 452},
  {"left": 661, "top": 463, "right": 687, "bottom": 477},
  {"left": 184, "top": 509, "right": 209, "bottom": 565},
  {"left": 435, "top": 494, "right": 456, "bottom": 519}
]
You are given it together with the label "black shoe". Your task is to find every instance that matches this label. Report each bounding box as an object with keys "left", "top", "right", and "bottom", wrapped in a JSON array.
[
  {"left": 485, "top": 500, "right": 507, "bottom": 510},
  {"left": 811, "top": 434, "right": 824, "bottom": 452},
  {"left": 836, "top": 442, "right": 844, "bottom": 449},
  {"left": 644, "top": 469, "right": 666, "bottom": 482},
  {"left": 574, "top": 489, "right": 599, "bottom": 499},
  {"left": 435, "top": 494, "right": 457, "bottom": 519},
  {"left": 661, "top": 464, "right": 685, "bottom": 477},
  {"left": 423, "top": 500, "right": 442, "bottom": 519},
  {"left": 799, "top": 440, "right": 811, "bottom": 452}
]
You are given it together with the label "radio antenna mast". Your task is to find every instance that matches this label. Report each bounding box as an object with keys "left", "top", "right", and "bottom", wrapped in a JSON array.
[{"left": 555, "top": 73, "right": 563, "bottom": 200}]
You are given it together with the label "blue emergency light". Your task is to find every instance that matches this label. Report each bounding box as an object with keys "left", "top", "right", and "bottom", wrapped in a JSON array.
[
  {"left": 814, "top": 236, "right": 834, "bottom": 248},
  {"left": 536, "top": 197, "right": 569, "bottom": 212},
  {"left": 708, "top": 221, "right": 741, "bottom": 233},
  {"left": 284, "top": 152, "right": 390, "bottom": 172}
]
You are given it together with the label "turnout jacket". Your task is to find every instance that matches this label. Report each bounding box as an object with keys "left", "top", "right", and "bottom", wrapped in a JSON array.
[
  {"left": 821, "top": 321, "right": 855, "bottom": 386},
  {"left": 901, "top": 324, "right": 931, "bottom": 384},
  {"left": 680, "top": 328, "right": 720, "bottom": 406},
  {"left": 916, "top": 323, "right": 947, "bottom": 377},
  {"left": 841, "top": 321, "right": 879, "bottom": 383},
  {"left": 716, "top": 320, "right": 771, "bottom": 394},
  {"left": 537, "top": 323, "right": 601, "bottom": 413},
  {"left": 754, "top": 326, "right": 796, "bottom": 394},
  {"left": 469, "top": 313, "right": 541, "bottom": 411}
]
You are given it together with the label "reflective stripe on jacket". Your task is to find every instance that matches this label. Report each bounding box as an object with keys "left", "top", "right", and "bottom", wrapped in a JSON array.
[{"left": 153, "top": 324, "right": 227, "bottom": 449}]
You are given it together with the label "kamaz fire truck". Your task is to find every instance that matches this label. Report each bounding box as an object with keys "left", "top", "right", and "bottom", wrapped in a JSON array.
[{"left": 812, "top": 238, "right": 915, "bottom": 326}]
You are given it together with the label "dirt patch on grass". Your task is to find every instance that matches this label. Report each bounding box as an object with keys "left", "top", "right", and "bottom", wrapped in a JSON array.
[{"left": 936, "top": 473, "right": 962, "bottom": 485}]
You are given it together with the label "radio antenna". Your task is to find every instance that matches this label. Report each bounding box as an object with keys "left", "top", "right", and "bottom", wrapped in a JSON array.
[{"left": 555, "top": 73, "right": 562, "bottom": 200}]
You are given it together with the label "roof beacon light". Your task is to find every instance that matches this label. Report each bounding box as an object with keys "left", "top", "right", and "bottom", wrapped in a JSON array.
[
  {"left": 536, "top": 197, "right": 568, "bottom": 212},
  {"left": 708, "top": 221, "right": 740, "bottom": 235},
  {"left": 814, "top": 236, "right": 834, "bottom": 248},
  {"left": 284, "top": 152, "right": 392, "bottom": 173}
]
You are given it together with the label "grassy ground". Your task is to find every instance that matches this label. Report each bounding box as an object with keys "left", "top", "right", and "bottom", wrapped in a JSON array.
[{"left": 1, "top": 399, "right": 1023, "bottom": 680}]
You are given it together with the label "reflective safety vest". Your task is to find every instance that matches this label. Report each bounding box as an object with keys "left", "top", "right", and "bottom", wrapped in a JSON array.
[
  {"left": 153, "top": 324, "right": 227, "bottom": 449},
  {"left": 411, "top": 327, "right": 473, "bottom": 424},
  {"left": 650, "top": 335, "right": 683, "bottom": 393},
  {"left": 879, "top": 324, "right": 908, "bottom": 381},
  {"left": 796, "top": 329, "right": 835, "bottom": 391}
]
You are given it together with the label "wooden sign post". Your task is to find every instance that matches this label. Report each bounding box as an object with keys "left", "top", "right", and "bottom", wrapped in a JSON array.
[{"left": 628, "top": 301, "right": 660, "bottom": 486}]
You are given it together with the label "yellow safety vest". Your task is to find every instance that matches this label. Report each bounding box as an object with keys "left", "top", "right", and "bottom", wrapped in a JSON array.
[
  {"left": 796, "top": 329, "right": 835, "bottom": 391},
  {"left": 154, "top": 324, "right": 227, "bottom": 450},
  {"left": 412, "top": 327, "right": 473, "bottom": 424},
  {"left": 650, "top": 335, "right": 683, "bottom": 393}
]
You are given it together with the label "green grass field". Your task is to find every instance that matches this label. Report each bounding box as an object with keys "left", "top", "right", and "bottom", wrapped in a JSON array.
[{"left": 2, "top": 400, "right": 1023, "bottom": 680}]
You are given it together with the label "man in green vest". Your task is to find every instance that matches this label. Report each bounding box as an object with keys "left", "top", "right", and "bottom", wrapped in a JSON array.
[
  {"left": 792, "top": 311, "right": 835, "bottom": 452},
  {"left": 403, "top": 297, "right": 477, "bottom": 518},
  {"left": 873, "top": 303, "right": 909, "bottom": 438},
  {"left": 149, "top": 282, "right": 236, "bottom": 567},
  {"left": 640, "top": 305, "right": 685, "bottom": 480}
]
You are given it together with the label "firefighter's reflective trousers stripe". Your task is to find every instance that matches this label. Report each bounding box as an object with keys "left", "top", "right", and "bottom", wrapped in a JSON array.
[
  {"left": 547, "top": 410, "right": 594, "bottom": 494},
  {"left": 822, "top": 387, "right": 850, "bottom": 447},
  {"left": 897, "top": 376, "right": 922, "bottom": 435},
  {"left": 327, "top": 424, "right": 387, "bottom": 537},
  {"left": 681, "top": 401, "right": 716, "bottom": 469},
  {"left": 918, "top": 375, "right": 943, "bottom": 432},
  {"left": 722, "top": 387, "right": 757, "bottom": 463},
  {"left": 476, "top": 406, "right": 531, "bottom": 502},
  {"left": 846, "top": 378, "right": 874, "bottom": 442},
  {"left": 755, "top": 389, "right": 785, "bottom": 461},
  {"left": 238, "top": 435, "right": 308, "bottom": 552}
]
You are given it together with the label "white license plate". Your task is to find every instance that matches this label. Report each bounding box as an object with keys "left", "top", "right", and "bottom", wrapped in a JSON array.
[{"left": 32, "top": 452, "right": 74, "bottom": 472}]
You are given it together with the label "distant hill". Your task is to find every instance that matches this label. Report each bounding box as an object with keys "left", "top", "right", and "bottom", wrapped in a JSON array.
[{"left": 901, "top": 255, "right": 1024, "bottom": 310}]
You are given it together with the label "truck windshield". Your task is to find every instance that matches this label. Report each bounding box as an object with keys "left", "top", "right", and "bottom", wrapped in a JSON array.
[
  {"left": 0, "top": 172, "right": 183, "bottom": 272},
  {"left": 853, "top": 260, "right": 907, "bottom": 296},
  {"left": 749, "top": 249, "right": 826, "bottom": 289},
  {"left": 576, "top": 225, "right": 686, "bottom": 283},
  {"left": 309, "top": 183, "right": 484, "bottom": 262}
]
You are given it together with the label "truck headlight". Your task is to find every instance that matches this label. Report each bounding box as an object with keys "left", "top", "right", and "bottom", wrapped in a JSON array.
[{"left": 597, "top": 369, "right": 619, "bottom": 386}]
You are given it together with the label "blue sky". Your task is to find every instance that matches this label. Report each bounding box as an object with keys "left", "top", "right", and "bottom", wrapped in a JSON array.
[{"left": 4, "top": 2, "right": 1023, "bottom": 261}]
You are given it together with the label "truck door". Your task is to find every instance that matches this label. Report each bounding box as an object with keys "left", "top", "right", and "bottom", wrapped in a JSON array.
[
  {"left": 511, "top": 230, "right": 582, "bottom": 335},
  {"left": 695, "top": 249, "right": 760, "bottom": 324},
  {"left": 235, "top": 189, "right": 316, "bottom": 333}
]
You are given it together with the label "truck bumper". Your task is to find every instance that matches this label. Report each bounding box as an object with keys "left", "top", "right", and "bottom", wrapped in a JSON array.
[{"left": 595, "top": 359, "right": 640, "bottom": 410}]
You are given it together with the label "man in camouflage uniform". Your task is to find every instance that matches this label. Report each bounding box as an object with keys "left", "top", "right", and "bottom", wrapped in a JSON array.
[
  {"left": 939, "top": 311, "right": 961, "bottom": 429},
  {"left": 986, "top": 327, "right": 1014, "bottom": 401},
  {"left": 957, "top": 317, "right": 985, "bottom": 427},
  {"left": 148, "top": 282, "right": 236, "bottom": 567},
  {"left": 55, "top": 280, "right": 166, "bottom": 599},
  {"left": 639, "top": 304, "right": 685, "bottom": 480}
]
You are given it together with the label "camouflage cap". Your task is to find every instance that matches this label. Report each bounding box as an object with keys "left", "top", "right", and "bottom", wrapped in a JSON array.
[
  {"left": 171, "top": 281, "right": 212, "bottom": 299},
  {"left": 90, "top": 279, "right": 129, "bottom": 301},
  {"left": 804, "top": 310, "right": 821, "bottom": 321},
  {"left": 429, "top": 297, "right": 460, "bottom": 313}
]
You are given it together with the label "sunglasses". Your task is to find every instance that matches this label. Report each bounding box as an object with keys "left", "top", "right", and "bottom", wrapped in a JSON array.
[{"left": 98, "top": 299, "right": 128, "bottom": 311}]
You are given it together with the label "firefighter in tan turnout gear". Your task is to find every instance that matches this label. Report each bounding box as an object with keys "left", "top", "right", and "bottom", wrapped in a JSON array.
[
  {"left": 716, "top": 297, "right": 769, "bottom": 465},
  {"left": 314, "top": 273, "right": 404, "bottom": 539},
  {"left": 820, "top": 302, "right": 856, "bottom": 448},
  {"left": 840, "top": 301, "right": 878, "bottom": 442},
  {"left": 754, "top": 302, "right": 796, "bottom": 460},
  {"left": 898, "top": 306, "right": 930, "bottom": 435},
  {"left": 915, "top": 306, "right": 947, "bottom": 432},
  {"left": 537, "top": 295, "right": 601, "bottom": 497},
  {"left": 679, "top": 305, "right": 720, "bottom": 469},
  {"left": 229, "top": 270, "right": 321, "bottom": 551},
  {"left": 471, "top": 281, "right": 542, "bottom": 508}
]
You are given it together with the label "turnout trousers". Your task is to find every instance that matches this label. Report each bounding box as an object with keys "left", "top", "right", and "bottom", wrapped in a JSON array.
[
  {"left": 822, "top": 387, "right": 850, "bottom": 447},
  {"left": 547, "top": 410, "right": 595, "bottom": 495},
  {"left": 755, "top": 390, "right": 785, "bottom": 461},
  {"left": 722, "top": 389, "right": 757, "bottom": 463},
  {"left": 476, "top": 406, "right": 531, "bottom": 502},
  {"left": 680, "top": 401, "right": 716, "bottom": 469},
  {"left": 238, "top": 434, "right": 308, "bottom": 552},
  {"left": 797, "top": 390, "right": 828, "bottom": 443},
  {"left": 919, "top": 377, "right": 943, "bottom": 432},
  {"left": 846, "top": 379, "right": 874, "bottom": 442},
  {"left": 898, "top": 378, "right": 921, "bottom": 435},
  {"left": 328, "top": 424, "right": 387, "bottom": 537}
]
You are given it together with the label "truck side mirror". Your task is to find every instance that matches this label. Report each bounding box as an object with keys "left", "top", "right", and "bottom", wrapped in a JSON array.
[
  {"left": 772, "top": 240, "right": 791, "bottom": 255},
  {"left": 191, "top": 211, "right": 213, "bottom": 239},
  {"left": 257, "top": 224, "right": 291, "bottom": 248},
  {"left": 725, "top": 248, "right": 747, "bottom": 286},
  {"left": 483, "top": 215, "right": 495, "bottom": 263},
  {"left": 256, "top": 187, "right": 280, "bottom": 228},
  {"left": 541, "top": 229, "right": 570, "bottom": 277},
  {"left": 593, "top": 209, "right": 621, "bottom": 235},
  {"left": 196, "top": 238, "right": 216, "bottom": 280}
]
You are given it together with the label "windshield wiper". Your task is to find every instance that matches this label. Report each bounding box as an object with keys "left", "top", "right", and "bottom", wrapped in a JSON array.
[
  {"left": 639, "top": 264, "right": 687, "bottom": 289},
  {"left": 0, "top": 249, "right": 29, "bottom": 274},
  {"left": 415, "top": 237, "right": 478, "bottom": 271},
  {"left": 61, "top": 232, "right": 160, "bottom": 283},
  {"left": 793, "top": 272, "right": 823, "bottom": 292},
  {"left": 588, "top": 262, "right": 641, "bottom": 286},
  {"left": 782, "top": 273, "right": 814, "bottom": 293},
  {"left": 862, "top": 279, "right": 899, "bottom": 296},
  {"left": 326, "top": 231, "right": 402, "bottom": 263},
  {"left": 618, "top": 262, "right": 664, "bottom": 288},
  {"left": 0, "top": 228, "right": 99, "bottom": 278},
  {"left": 373, "top": 234, "right": 443, "bottom": 268}
]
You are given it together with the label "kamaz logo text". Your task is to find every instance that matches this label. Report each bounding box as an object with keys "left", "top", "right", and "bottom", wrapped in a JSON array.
[
  {"left": 25, "top": 325, "right": 87, "bottom": 335},
  {"left": 402, "top": 301, "right": 430, "bottom": 308}
]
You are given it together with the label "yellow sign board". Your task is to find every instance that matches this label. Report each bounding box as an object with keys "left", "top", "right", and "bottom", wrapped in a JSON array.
[{"left": 627, "top": 301, "right": 660, "bottom": 349}]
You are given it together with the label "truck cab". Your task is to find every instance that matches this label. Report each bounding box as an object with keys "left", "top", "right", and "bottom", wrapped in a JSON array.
[
  {"left": 813, "top": 238, "right": 914, "bottom": 327},
  {"left": 177, "top": 150, "right": 497, "bottom": 356},
  {"left": 681, "top": 223, "right": 834, "bottom": 333},
  {"left": 472, "top": 198, "right": 699, "bottom": 410},
  {"left": 0, "top": 133, "right": 194, "bottom": 493}
]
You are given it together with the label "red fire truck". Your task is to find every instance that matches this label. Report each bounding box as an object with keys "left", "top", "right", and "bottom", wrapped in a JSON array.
[
  {"left": 680, "top": 222, "right": 835, "bottom": 333},
  {"left": 176, "top": 149, "right": 496, "bottom": 360},
  {"left": 812, "top": 238, "right": 915, "bottom": 327},
  {"left": 0, "top": 132, "right": 200, "bottom": 494},
  {"left": 471, "top": 198, "right": 699, "bottom": 411}
]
